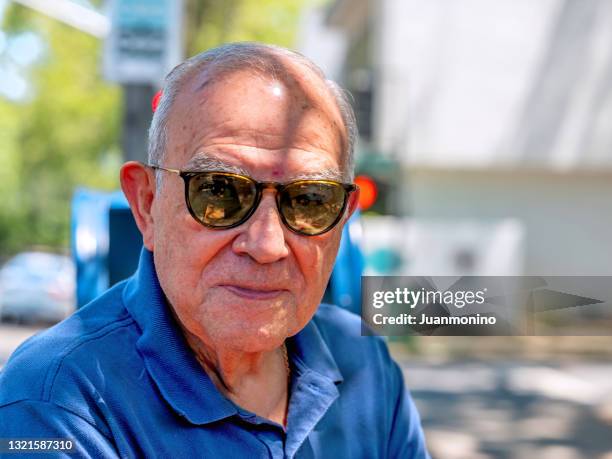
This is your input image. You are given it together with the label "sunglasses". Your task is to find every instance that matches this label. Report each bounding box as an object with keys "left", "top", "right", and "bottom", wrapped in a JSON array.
[{"left": 148, "top": 165, "right": 357, "bottom": 236}]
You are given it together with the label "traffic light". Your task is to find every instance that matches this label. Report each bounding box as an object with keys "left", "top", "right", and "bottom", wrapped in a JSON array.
[{"left": 355, "top": 175, "right": 378, "bottom": 211}]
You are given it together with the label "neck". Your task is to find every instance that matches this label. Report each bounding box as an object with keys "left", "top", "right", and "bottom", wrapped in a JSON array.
[
  {"left": 184, "top": 329, "right": 286, "bottom": 390},
  {"left": 181, "top": 327, "right": 291, "bottom": 426}
]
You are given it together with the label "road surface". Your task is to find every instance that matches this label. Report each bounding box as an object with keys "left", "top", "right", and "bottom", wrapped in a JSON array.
[
  {"left": 2, "top": 323, "right": 612, "bottom": 458},
  {"left": 402, "top": 359, "right": 612, "bottom": 459}
]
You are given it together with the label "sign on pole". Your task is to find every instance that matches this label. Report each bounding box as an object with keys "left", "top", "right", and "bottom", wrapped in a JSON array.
[{"left": 103, "top": 0, "right": 183, "bottom": 85}]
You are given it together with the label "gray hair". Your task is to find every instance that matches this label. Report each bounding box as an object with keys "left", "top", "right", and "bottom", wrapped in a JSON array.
[{"left": 148, "top": 42, "right": 357, "bottom": 185}]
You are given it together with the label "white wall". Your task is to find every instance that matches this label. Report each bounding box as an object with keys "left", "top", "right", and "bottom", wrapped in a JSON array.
[
  {"left": 315, "top": 0, "right": 612, "bottom": 276},
  {"left": 403, "top": 169, "right": 612, "bottom": 275},
  {"left": 375, "top": 0, "right": 612, "bottom": 171}
]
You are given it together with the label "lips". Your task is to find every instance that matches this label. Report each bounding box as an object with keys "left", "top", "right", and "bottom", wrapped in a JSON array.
[{"left": 220, "top": 284, "right": 287, "bottom": 300}]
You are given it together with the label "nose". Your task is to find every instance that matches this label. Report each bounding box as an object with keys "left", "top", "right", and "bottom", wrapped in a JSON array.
[{"left": 232, "top": 192, "right": 289, "bottom": 264}]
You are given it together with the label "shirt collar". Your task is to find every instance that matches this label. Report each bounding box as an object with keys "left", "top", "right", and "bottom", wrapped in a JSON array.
[
  {"left": 122, "top": 248, "right": 343, "bottom": 425},
  {"left": 122, "top": 249, "right": 236, "bottom": 424},
  {"left": 288, "top": 318, "right": 343, "bottom": 385}
]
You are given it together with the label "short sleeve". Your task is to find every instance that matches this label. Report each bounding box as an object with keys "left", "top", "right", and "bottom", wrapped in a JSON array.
[
  {"left": 387, "top": 361, "right": 430, "bottom": 459},
  {"left": 0, "top": 400, "right": 119, "bottom": 459}
]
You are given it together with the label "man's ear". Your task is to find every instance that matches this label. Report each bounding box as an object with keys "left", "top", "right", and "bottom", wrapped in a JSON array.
[{"left": 120, "top": 161, "right": 156, "bottom": 251}]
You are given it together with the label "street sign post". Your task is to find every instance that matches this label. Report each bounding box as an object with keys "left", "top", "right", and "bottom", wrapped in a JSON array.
[
  {"left": 103, "top": 0, "right": 183, "bottom": 162},
  {"left": 103, "top": 0, "right": 183, "bottom": 85}
]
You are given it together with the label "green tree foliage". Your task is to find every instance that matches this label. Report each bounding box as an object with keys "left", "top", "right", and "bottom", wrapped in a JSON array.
[
  {"left": 185, "top": 0, "right": 307, "bottom": 55},
  {"left": 0, "top": 0, "right": 308, "bottom": 255},
  {"left": 0, "top": 7, "right": 121, "bottom": 253}
]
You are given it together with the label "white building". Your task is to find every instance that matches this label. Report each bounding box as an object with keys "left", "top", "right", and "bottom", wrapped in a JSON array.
[{"left": 300, "top": 0, "right": 612, "bottom": 276}]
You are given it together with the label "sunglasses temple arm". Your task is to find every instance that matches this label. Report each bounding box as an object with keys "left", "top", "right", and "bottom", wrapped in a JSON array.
[{"left": 147, "top": 164, "right": 182, "bottom": 176}]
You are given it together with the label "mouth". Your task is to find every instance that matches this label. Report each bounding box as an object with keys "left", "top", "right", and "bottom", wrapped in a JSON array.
[{"left": 220, "top": 284, "right": 287, "bottom": 300}]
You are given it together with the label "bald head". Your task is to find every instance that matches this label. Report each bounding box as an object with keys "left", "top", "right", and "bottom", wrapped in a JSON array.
[{"left": 148, "top": 43, "right": 357, "bottom": 181}]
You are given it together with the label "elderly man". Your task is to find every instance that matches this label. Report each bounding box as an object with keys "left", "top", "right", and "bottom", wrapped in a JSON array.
[{"left": 0, "top": 43, "right": 429, "bottom": 458}]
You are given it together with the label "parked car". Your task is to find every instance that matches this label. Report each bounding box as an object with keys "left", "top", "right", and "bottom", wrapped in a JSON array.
[{"left": 0, "top": 252, "right": 75, "bottom": 324}]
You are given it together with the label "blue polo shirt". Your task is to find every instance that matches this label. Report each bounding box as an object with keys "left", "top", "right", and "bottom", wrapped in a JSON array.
[{"left": 0, "top": 249, "right": 429, "bottom": 458}]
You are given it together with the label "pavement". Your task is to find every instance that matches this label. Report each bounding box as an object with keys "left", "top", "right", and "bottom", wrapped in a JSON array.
[
  {"left": 401, "top": 359, "right": 612, "bottom": 459},
  {"left": 2, "top": 323, "right": 612, "bottom": 458}
]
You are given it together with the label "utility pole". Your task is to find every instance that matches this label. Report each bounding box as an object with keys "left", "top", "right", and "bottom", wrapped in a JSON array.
[
  {"left": 103, "top": 0, "right": 183, "bottom": 163},
  {"left": 121, "top": 84, "right": 154, "bottom": 163}
]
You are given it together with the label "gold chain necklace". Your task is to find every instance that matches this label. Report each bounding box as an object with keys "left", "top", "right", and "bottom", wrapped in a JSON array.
[{"left": 282, "top": 343, "right": 291, "bottom": 378}]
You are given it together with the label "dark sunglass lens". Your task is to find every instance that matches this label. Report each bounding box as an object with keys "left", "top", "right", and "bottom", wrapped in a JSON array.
[
  {"left": 188, "top": 173, "right": 256, "bottom": 227},
  {"left": 280, "top": 182, "right": 347, "bottom": 235}
]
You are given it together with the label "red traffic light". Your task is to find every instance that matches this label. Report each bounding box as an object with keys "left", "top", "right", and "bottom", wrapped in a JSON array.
[{"left": 355, "top": 175, "right": 378, "bottom": 211}]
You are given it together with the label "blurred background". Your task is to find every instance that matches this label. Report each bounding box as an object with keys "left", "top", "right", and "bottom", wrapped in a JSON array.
[{"left": 1, "top": 0, "right": 612, "bottom": 457}]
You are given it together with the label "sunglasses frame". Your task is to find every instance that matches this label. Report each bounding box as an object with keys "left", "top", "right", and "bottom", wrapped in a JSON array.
[{"left": 148, "top": 164, "right": 357, "bottom": 236}]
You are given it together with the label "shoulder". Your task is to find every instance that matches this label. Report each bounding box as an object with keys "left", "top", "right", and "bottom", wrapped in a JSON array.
[
  {"left": 312, "top": 306, "right": 430, "bottom": 458},
  {"left": 0, "top": 281, "right": 138, "bottom": 414}
]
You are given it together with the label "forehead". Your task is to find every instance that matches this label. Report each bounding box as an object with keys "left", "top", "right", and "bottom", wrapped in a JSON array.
[{"left": 164, "top": 63, "right": 348, "bottom": 179}]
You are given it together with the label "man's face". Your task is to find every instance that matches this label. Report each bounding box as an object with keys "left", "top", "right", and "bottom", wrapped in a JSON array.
[{"left": 146, "top": 67, "right": 355, "bottom": 353}]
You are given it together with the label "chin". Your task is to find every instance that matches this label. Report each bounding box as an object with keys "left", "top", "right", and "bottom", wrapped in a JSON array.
[{"left": 199, "top": 310, "right": 294, "bottom": 352}]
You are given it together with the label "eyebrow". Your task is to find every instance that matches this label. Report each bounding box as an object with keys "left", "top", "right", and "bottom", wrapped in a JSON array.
[
  {"left": 183, "top": 152, "right": 345, "bottom": 182},
  {"left": 183, "top": 153, "right": 249, "bottom": 175},
  {"left": 292, "top": 169, "right": 344, "bottom": 181}
]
